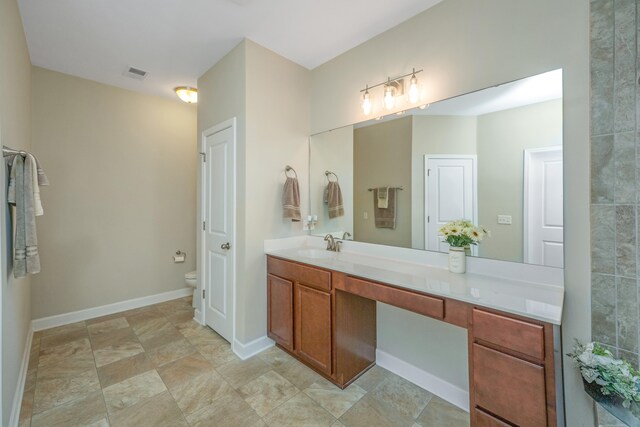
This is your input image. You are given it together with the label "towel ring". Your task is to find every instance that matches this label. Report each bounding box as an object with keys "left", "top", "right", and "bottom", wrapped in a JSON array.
[
  {"left": 285, "top": 165, "right": 298, "bottom": 179},
  {"left": 325, "top": 170, "right": 339, "bottom": 182}
]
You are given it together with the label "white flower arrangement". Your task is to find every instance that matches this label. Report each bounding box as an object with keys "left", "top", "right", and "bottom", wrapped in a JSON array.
[
  {"left": 569, "top": 341, "right": 640, "bottom": 408},
  {"left": 438, "top": 219, "right": 489, "bottom": 248}
]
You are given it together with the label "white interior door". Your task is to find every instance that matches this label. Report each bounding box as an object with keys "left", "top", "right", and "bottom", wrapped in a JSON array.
[
  {"left": 425, "top": 156, "right": 477, "bottom": 254},
  {"left": 202, "top": 121, "right": 235, "bottom": 342},
  {"left": 524, "top": 147, "right": 563, "bottom": 268}
]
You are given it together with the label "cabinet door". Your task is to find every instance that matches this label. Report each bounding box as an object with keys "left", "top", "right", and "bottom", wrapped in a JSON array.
[
  {"left": 267, "top": 274, "right": 293, "bottom": 352},
  {"left": 294, "top": 283, "right": 332, "bottom": 375},
  {"left": 473, "top": 343, "right": 547, "bottom": 427}
]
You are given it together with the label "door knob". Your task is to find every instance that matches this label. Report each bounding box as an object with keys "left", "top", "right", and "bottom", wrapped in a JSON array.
[{"left": 221, "top": 242, "right": 231, "bottom": 250}]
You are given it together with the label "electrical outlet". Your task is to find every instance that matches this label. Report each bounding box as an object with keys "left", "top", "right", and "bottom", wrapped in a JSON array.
[
  {"left": 497, "top": 215, "right": 512, "bottom": 225},
  {"left": 363, "top": 212, "right": 369, "bottom": 220}
]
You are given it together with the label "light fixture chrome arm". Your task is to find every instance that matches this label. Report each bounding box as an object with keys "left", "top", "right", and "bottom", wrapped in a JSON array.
[{"left": 359, "top": 68, "right": 423, "bottom": 93}]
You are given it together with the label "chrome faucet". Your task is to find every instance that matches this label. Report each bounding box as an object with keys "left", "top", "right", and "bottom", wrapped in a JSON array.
[
  {"left": 342, "top": 232, "right": 352, "bottom": 240},
  {"left": 324, "top": 234, "right": 342, "bottom": 252}
]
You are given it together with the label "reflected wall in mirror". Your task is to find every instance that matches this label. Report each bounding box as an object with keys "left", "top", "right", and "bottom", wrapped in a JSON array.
[{"left": 309, "top": 69, "right": 564, "bottom": 267}]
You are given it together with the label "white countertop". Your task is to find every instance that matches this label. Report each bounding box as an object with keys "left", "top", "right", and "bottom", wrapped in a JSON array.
[{"left": 266, "top": 245, "right": 564, "bottom": 325}]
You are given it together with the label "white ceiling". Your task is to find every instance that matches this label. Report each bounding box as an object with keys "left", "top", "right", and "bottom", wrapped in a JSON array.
[{"left": 18, "top": 0, "right": 442, "bottom": 100}]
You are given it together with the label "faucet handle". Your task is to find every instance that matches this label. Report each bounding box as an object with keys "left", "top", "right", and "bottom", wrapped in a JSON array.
[{"left": 335, "top": 240, "right": 342, "bottom": 252}]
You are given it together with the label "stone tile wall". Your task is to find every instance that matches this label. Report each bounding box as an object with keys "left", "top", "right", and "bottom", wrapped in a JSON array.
[{"left": 591, "top": 0, "right": 640, "bottom": 366}]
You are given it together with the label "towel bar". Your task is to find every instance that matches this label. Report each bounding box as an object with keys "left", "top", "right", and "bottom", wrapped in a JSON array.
[
  {"left": 2, "top": 146, "right": 28, "bottom": 157},
  {"left": 285, "top": 165, "right": 298, "bottom": 179},
  {"left": 325, "top": 170, "right": 339, "bottom": 182},
  {"left": 368, "top": 187, "right": 403, "bottom": 191}
]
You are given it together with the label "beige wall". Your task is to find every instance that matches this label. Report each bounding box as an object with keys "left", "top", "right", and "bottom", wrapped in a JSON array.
[
  {"left": 477, "top": 99, "right": 562, "bottom": 262},
  {"left": 31, "top": 67, "right": 197, "bottom": 319},
  {"left": 354, "top": 117, "right": 412, "bottom": 247},
  {"left": 309, "top": 125, "right": 354, "bottom": 237},
  {"left": 411, "top": 115, "right": 478, "bottom": 250},
  {"left": 309, "top": 0, "right": 591, "bottom": 424},
  {"left": 0, "top": 0, "right": 32, "bottom": 421},
  {"left": 198, "top": 40, "right": 310, "bottom": 344}
]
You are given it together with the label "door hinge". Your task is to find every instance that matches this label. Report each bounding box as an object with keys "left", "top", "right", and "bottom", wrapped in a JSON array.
[
  {"left": 202, "top": 289, "right": 205, "bottom": 299},
  {"left": 427, "top": 216, "right": 430, "bottom": 223},
  {"left": 200, "top": 152, "right": 206, "bottom": 162},
  {"left": 202, "top": 221, "right": 206, "bottom": 231},
  {"left": 427, "top": 169, "right": 431, "bottom": 177}
]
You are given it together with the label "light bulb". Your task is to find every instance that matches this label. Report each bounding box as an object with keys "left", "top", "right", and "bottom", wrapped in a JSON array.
[
  {"left": 362, "top": 89, "right": 372, "bottom": 115},
  {"left": 384, "top": 85, "right": 395, "bottom": 110},
  {"left": 408, "top": 73, "right": 419, "bottom": 103}
]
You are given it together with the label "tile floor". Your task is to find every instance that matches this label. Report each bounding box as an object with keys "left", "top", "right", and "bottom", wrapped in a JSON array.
[{"left": 18, "top": 296, "right": 470, "bottom": 426}]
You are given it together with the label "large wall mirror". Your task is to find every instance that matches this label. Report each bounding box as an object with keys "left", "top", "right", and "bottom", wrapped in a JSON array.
[{"left": 309, "top": 69, "right": 564, "bottom": 268}]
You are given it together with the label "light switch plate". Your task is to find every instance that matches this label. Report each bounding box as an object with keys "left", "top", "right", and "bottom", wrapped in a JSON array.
[
  {"left": 497, "top": 215, "right": 512, "bottom": 225},
  {"left": 363, "top": 212, "right": 369, "bottom": 220}
]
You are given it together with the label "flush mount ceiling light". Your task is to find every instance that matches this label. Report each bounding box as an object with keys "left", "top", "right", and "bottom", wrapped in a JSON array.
[
  {"left": 360, "top": 68, "right": 423, "bottom": 115},
  {"left": 175, "top": 86, "right": 198, "bottom": 103}
]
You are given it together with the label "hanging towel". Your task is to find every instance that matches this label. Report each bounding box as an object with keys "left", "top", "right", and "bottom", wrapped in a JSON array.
[
  {"left": 27, "top": 154, "right": 43, "bottom": 216},
  {"left": 7, "top": 153, "right": 48, "bottom": 207},
  {"left": 374, "top": 187, "right": 397, "bottom": 229},
  {"left": 377, "top": 186, "right": 389, "bottom": 208},
  {"left": 11, "top": 156, "right": 40, "bottom": 278},
  {"left": 282, "top": 177, "right": 301, "bottom": 221},
  {"left": 325, "top": 181, "right": 344, "bottom": 218},
  {"left": 7, "top": 155, "right": 17, "bottom": 204}
]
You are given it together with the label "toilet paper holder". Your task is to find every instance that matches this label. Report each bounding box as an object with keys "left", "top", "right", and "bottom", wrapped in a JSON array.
[{"left": 173, "top": 250, "right": 186, "bottom": 263}]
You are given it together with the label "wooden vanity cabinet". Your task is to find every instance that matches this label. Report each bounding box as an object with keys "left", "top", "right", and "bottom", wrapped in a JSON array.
[{"left": 267, "top": 255, "right": 561, "bottom": 425}]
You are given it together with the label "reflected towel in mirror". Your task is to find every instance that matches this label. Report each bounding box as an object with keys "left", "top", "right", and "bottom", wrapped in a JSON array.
[{"left": 374, "top": 187, "right": 396, "bottom": 229}]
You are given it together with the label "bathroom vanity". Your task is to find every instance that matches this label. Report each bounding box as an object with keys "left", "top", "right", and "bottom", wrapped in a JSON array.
[{"left": 265, "top": 247, "right": 564, "bottom": 427}]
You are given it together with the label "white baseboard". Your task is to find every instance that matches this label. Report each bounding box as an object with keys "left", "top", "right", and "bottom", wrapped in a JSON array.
[
  {"left": 376, "top": 349, "right": 469, "bottom": 412},
  {"left": 193, "top": 309, "right": 203, "bottom": 325},
  {"left": 233, "top": 335, "right": 274, "bottom": 360},
  {"left": 32, "top": 288, "right": 193, "bottom": 331},
  {"left": 9, "top": 323, "right": 33, "bottom": 427}
]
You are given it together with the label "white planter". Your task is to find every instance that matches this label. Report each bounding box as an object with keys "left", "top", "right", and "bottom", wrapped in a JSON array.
[{"left": 448, "top": 247, "right": 466, "bottom": 273}]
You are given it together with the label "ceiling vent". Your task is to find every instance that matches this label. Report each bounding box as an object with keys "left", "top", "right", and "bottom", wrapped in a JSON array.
[{"left": 125, "top": 66, "right": 148, "bottom": 80}]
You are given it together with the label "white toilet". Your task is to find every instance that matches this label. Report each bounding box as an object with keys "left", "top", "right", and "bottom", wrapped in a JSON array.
[{"left": 185, "top": 270, "right": 197, "bottom": 307}]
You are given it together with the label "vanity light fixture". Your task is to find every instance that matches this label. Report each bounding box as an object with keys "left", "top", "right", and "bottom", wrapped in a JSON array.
[
  {"left": 359, "top": 68, "right": 423, "bottom": 114},
  {"left": 175, "top": 86, "right": 198, "bottom": 103},
  {"left": 408, "top": 68, "right": 419, "bottom": 103},
  {"left": 362, "top": 86, "right": 372, "bottom": 115}
]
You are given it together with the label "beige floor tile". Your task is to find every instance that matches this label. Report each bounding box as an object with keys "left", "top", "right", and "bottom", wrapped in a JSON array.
[
  {"left": 37, "top": 337, "right": 93, "bottom": 367},
  {"left": 416, "top": 396, "right": 470, "bottom": 427},
  {"left": 130, "top": 316, "right": 170, "bottom": 338},
  {"left": 89, "top": 327, "right": 139, "bottom": 350},
  {"left": 217, "top": 356, "right": 272, "bottom": 389},
  {"left": 97, "top": 352, "right": 154, "bottom": 388},
  {"left": 126, "top": 310, "right": 166, "bottom": 331},
  {"left": 41, "top": 322, "right": 86, "bottom": 337},
  {"left": 239, "top": 371, "right": 299, "bottom": 417},
  {"left": 31, "top": 391, "right": 107, "bottom": 427},
  {"left": 263, "top": 392, "right": 336, "bottom": 426},
  {"left": 137, "top": 321, "right": 184, "bottom": 351},
  {"left": 40, "top": 328, "right": 89, "bottom": 350},
  {"left": 36, "top": 354, "right": 97, "bottom": 382},
  {"left": 258, "top": 345, "right": 295, "bottom": 368},
  {"left": 166, "top": 308, "right": 195, "bottom": 326},
  {"left": 304, "top": 381, "right": 367, "bottom": 418},
  {"left": 339, "top": 396, "right": 398, "bottom": 427},
  {"left": 87, "top": 317, "right": 130, "bottom": 336},
  {"left": 196, "top": 342, "right": 238, "bottom": 366},
  {"left": 169, "top": 370, "right": 234, "bottom": 415},
  {"left": 181, "top": 326, "right": 228, "bottom": 347},
  {"left": 275, "top": 358, "right": 333, "bottom": 390},
  {"left": 332, "top": 421, "right": 347, "bottom": 427},
  {"left": 156, "top": 353, "right": 214, "bottom": 389},
  {"left": 146, "top": 337, "right": 197, "bottom": 366},
  {"left": 108, "top": 391, "right": 187, "bottom": 427},
  {"left": 19, "top": 387, "right": 34, "bottom": 425},
  {"left": 102, "top": 370, "right": 167, "bottom": 413},
  {"left": 367, "top": 374, "right": 433, "bottom": 425},
  {"left": 93, "top": 340, "right": 145, "bottom": 367},
  {"left": 33, "top": 368, "right": 101, "bottom": 414},
  {"left": 186, "top": 391, "right": 261, "bottom": 427},
  {"left": 353, "top": 365, "right": 392, "bottom": 392}
]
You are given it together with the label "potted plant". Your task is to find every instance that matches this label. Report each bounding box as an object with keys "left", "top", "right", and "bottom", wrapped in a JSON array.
[
  {"left": 438, "top": 219, "right": 488, "bottom": 274},
  {"left": 569, "top": 341, "right": 640, "bottom": 426}
]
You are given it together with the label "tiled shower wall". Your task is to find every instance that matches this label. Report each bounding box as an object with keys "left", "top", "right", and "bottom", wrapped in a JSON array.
[{"left": 591, "top": 0, "right": 640, "bottom": 365}]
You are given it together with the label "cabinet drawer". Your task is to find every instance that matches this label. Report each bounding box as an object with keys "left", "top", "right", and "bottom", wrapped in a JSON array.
[
  {"left": 475, "top": 408, "right": 512, "bottom": 427},
  {"left": 473, "top": 309, "right": 544, "bottom": 360},
  {"left": 341, "top": 276, "right": 444, "bottom": 320},
  {"left": 268, "top": 257, "right": 331, "bottom": 292},
  {"left": 473, "top": 344, "right": 547, "bottom": 427}
]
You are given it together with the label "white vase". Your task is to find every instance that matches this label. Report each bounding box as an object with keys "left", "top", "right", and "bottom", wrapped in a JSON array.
[{"left": 448, "top": 247, "right": 466, "bottom": 274}]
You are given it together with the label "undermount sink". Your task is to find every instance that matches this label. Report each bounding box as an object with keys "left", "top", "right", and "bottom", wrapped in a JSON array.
[{"left": 297, "top": 248, "right": 336, "bottom": 259}]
